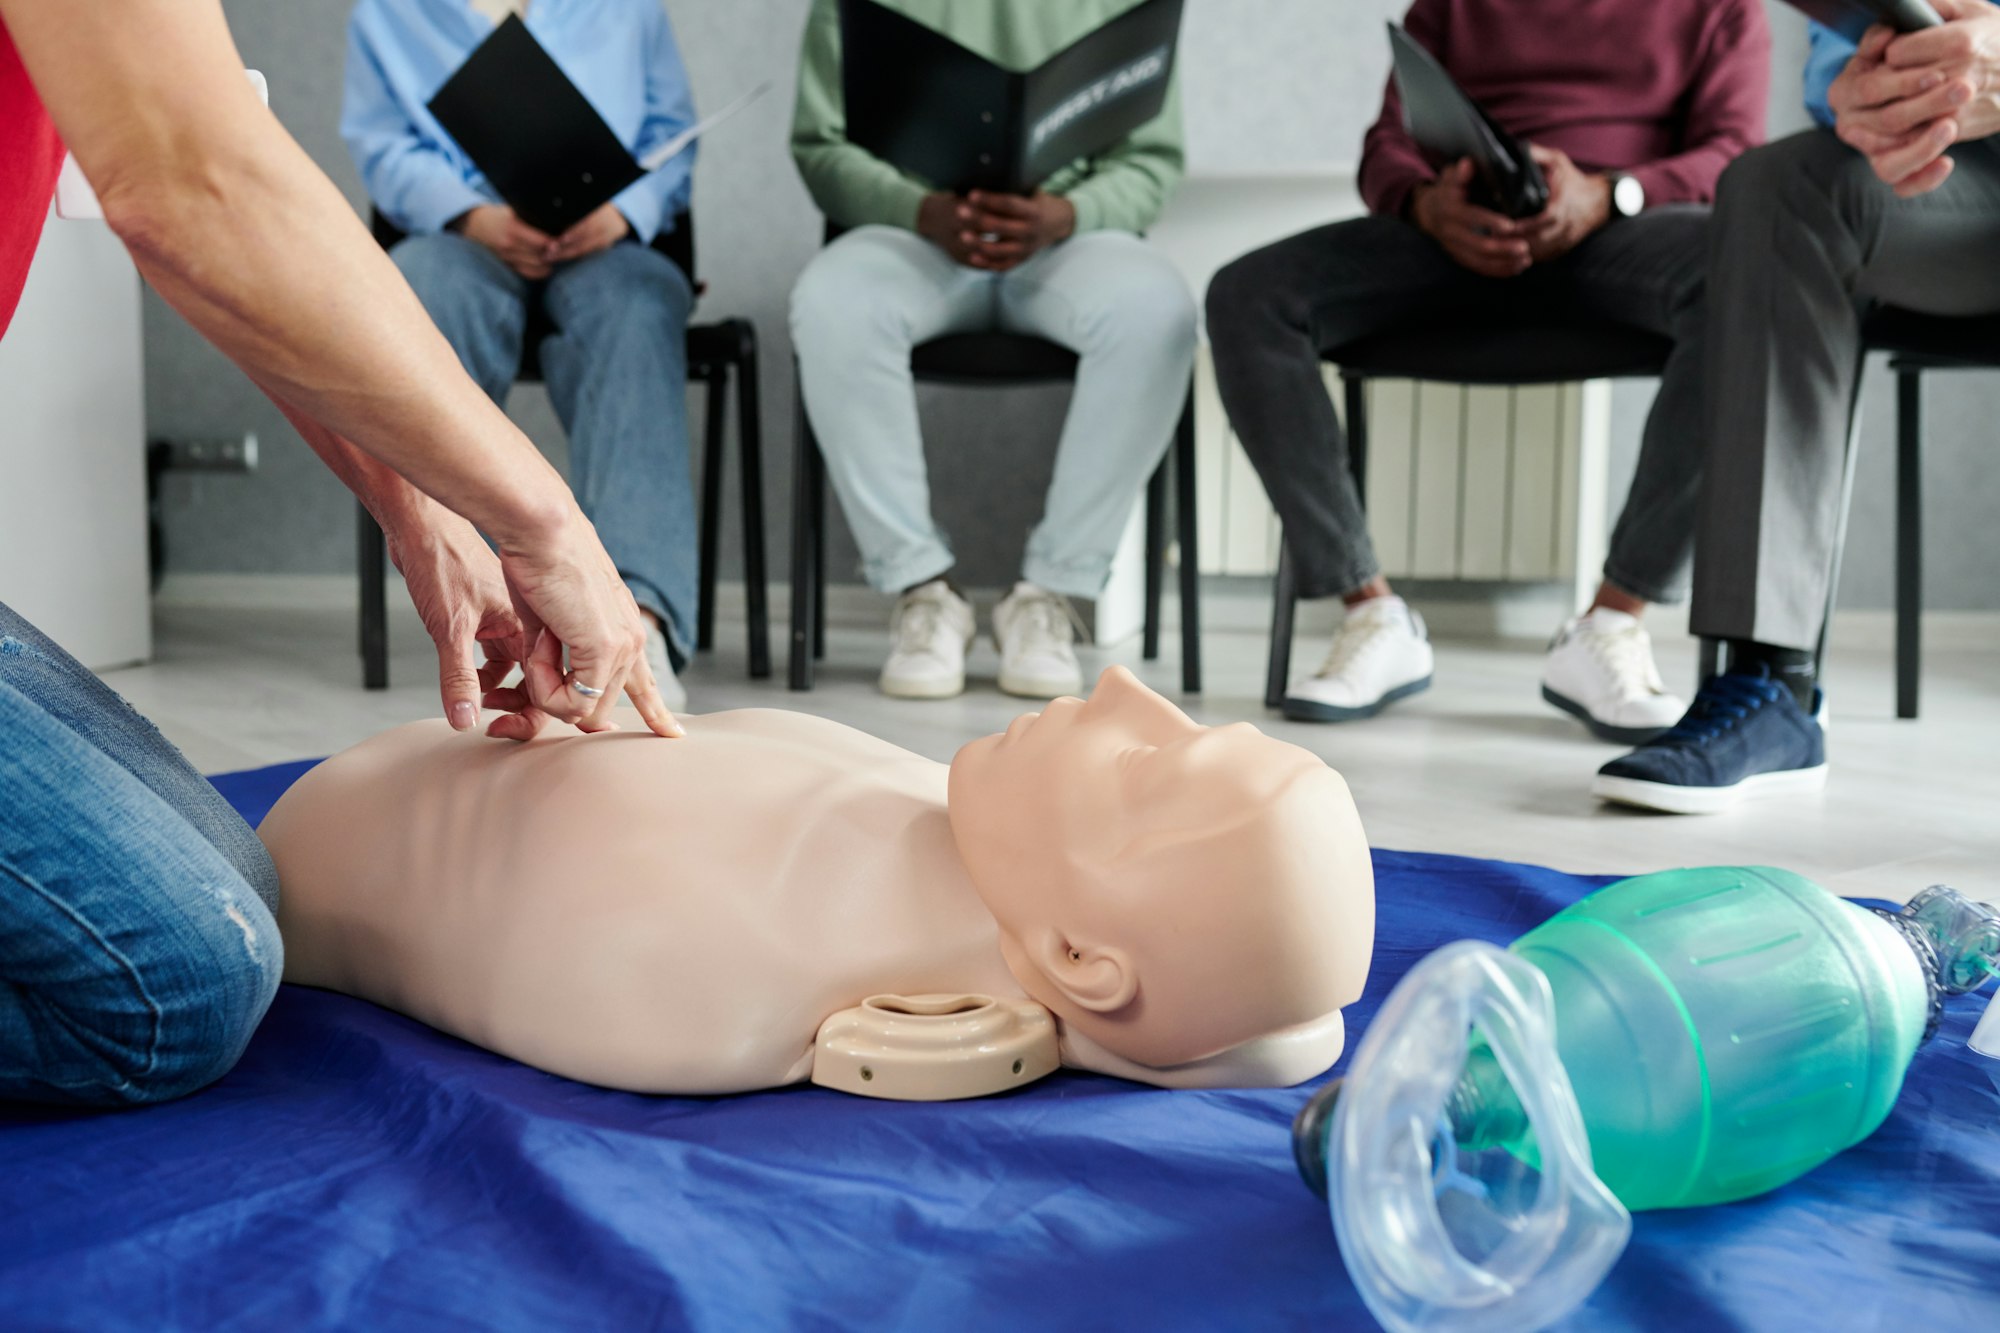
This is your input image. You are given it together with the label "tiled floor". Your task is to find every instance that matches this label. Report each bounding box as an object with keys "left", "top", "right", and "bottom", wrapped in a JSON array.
[{"left": 107, "top": 585, "right": 2000, "bottom": 906}]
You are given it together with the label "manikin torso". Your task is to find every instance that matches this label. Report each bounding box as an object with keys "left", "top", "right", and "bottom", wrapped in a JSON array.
[{"left": 267, "top": 711, "right": 1033, "bottom": 1094}]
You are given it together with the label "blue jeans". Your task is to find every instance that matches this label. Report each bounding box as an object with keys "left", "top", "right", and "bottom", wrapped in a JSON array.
[
  {"left": 0, "top": 602, "right": 281, "bottom": 1105},
  {"left": 393, "top": 233, "right": 700, "bottom": 661}
]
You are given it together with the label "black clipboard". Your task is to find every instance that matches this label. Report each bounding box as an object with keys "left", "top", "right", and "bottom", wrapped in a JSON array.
[
  {"left": 1780, "top": 0, "right": 1943, "bottom": 38},
  {"left": 839, "top": 0, "right": 1184, "bottom": 195},
  {"left": 427, "top": 14, "right": 643, "bottom": 235},
  {"left": 1387, "top": 22, "right": 1548, "bottom": 220}
]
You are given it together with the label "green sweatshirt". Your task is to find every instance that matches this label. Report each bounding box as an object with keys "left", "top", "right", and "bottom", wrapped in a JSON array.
[{"left": 790, "top": 0, "right": 1185, "bottom": 235}]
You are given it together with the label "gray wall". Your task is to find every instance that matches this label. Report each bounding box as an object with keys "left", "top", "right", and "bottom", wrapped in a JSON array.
[{"left": 153, "top": 0, "right": 2000, "bottom": 610}]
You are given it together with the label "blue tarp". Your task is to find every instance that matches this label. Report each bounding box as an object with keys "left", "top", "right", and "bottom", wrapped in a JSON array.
[{"left": 2, "top": 759, "right": 1995, "bottom": 1330}]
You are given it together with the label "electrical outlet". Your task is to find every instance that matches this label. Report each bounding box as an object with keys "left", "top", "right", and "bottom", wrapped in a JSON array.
[{"left": 155, "top": 433, "right": 259, "bottom": 473}]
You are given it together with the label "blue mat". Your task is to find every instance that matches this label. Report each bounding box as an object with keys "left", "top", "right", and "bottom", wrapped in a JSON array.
[{"left": 2, "top": 760, "right": 1995, "bottom": 1331}]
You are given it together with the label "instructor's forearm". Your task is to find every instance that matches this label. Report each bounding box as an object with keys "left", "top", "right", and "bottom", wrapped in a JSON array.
[{"left": 2, "top": 0, "right": 572, "bottom": 550}]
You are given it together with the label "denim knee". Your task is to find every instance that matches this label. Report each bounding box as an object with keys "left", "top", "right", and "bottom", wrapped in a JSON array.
[{"left": 124, "top": 888, "right": 283, "bottom": 1105}]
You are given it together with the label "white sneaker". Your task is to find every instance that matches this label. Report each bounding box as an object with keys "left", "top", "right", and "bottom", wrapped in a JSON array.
[
  {"left": 992, "top": 581, "right": 1086, "bottom": 699},
  {"left": 1541, "top": 609, "right": 1684, "bottom": 744},
  {"left": 643, "top": 619, "right": 689, "bottom": 713},
  {"left": 879, "top": 580, "right": 975, "bottom": 699},
  {"left": 1282, "top": 596, "right": 1434, "bottom": 722}
]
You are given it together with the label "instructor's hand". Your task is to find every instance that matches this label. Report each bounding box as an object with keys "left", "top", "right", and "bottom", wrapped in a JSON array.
[
  {"left": 490, "top": 507, "right": 683, "bottom": 741},
  {"left": 385, "top": 509, "right": 536, "bottom": 735}
]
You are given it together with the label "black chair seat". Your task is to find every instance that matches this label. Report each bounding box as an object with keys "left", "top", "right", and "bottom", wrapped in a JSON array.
[
  {"left": 912, "top": 332, "right": 1081, "bottom": 383},
  {"left": 1324, "top": 321, "right": 1673, "bottom": 385},
  {"left": 1862, "top": 306, "right": 2000, "bottom": 369}
]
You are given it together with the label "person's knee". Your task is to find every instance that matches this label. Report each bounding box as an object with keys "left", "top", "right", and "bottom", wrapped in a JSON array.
[
  {"left": 789, "top": 230, "right": 928, "bottom": 352},
  {"left": 1718, "top": 130, "right": 1877, "bottom": 228},
  {"left": 391, "top": 232, "right": 522, "bottom": 332},
  {"left": 1205, "top": 239, "right": 1306, "bottom": 347},
  {"left": 1081, "top": 253, "right": 1196, "bottom": 356},
  {"left": 139, "top": 903, "right": 282, "bottom": 1104}
]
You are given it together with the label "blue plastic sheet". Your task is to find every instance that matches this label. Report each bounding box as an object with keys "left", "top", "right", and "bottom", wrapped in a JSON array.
[{"left": 2, "top": 760, "right": 1995, "bottom": 1330}]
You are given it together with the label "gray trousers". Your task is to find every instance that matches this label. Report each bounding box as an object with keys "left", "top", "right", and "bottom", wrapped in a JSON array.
[
  {"left": 1692, "top": 130, "right": 2000, "bottom": 650},
  {"left": 1205, "top": 207, "right": 1709, "bottom": 603}
]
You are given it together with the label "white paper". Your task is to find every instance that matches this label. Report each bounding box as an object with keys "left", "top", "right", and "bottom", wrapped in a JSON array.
[{"left": 638, "top": 80, "right": 771, "bottom": 173}]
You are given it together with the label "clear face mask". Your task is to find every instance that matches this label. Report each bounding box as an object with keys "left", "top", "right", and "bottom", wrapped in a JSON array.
[{"left": 1293, "top": 941, "right": 1629, "bottom": 1333}]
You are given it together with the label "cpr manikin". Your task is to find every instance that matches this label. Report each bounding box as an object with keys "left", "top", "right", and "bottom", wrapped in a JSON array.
[{"left": 260, "top": 667, "right": 1374, "bottom": 1097}]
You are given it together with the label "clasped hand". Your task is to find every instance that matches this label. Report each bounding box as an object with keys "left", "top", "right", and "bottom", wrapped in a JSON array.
[
  {"left": 460, "top": 202, "right": 631, "bottom": 279},
  {"left": 1410, "top": 148, "right": 1611, "bottom": 279},
  {"left": 918, "top": 189, "right": 1077, "bottom": 271},
  {"left": 1829, "top": 0, "right": 2000, "bottom": 197}
]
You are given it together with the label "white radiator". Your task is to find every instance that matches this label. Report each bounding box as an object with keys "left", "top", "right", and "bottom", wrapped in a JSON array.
[{"left": 1191, "top": 348, "right": 1611, "bottom": 613}]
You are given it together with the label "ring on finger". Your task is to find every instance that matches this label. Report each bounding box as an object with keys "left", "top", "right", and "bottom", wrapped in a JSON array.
[{"left": 570, "top": 677, "right": 605, "bottom": 699}]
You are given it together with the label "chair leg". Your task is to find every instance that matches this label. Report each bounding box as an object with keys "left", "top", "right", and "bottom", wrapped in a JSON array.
[
  {"left": 734, "top": 326, "right": 771, "bottom": 680},
  {"left": 1814, "top": 355, "right": 1871, "bottom": 683},
  {"left": 1174, "top": 387, "right": 1201, "bottom": 694},
  {"left": 1142, "top": 462, "right": 1166, "bottom": 662},
  {"left": 789, "top": 381, "right": 818, "bottom": 691},
  {"left": 1265, "top": 540, "right": 1298, "bottom": 711},
  {"left": 358, "top": 499, "right": 389, "bottom": 691},
  {"left": 813, "top": 444, "right": 828, "bottom": 662},
  {"left": 1896, "top": 367, "right": 1922, "bottom": 720},
  {"left": 1343, "top": 373, "right": 1370, "bottom": 499},
  {"left": 696, "top": 367, "right": 726, "bottom": 654}
]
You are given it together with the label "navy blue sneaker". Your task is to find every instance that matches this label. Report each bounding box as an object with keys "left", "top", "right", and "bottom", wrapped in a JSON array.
[{"left": 1592, "top": 669, "right": 1827, "bottom": 814}]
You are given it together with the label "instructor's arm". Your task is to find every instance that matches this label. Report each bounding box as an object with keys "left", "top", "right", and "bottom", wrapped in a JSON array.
[{"left": 1, "top": 0, "right": 677, "bottom": 739}]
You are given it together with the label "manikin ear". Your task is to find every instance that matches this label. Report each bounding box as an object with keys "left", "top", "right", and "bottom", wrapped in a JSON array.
[{"left": 1032, "top": 931, "right": 1137, "bottom": 1014}]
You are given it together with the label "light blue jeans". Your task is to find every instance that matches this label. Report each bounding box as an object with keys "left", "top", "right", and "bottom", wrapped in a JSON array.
[
  {"left": 790, "top": 227, "right": 1197, "bottom": 599},
  {"left": 393, "top": 233, "right": 699, "bottom": 662},
  {"left": 0, "top": 602, "right": 281, "bottom": 1106}
]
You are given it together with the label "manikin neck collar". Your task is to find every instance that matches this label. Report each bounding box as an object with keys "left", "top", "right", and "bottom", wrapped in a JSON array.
[
  {"left": 809, "top": 996, "right": 1349, "bottom": 1099},
  {"left": 1058, "top": 1008, "right": 1349, "bottom": 1090}
]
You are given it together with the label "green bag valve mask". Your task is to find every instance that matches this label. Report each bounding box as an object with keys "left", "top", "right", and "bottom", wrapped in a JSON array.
[{"left": 1291, "top": 867, "right": 2000, "bottom": 1333}]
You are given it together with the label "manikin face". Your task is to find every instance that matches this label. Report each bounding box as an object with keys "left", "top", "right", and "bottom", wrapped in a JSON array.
[{"left": 948, "top": 667, "right": 1373, "bottom": 1075}]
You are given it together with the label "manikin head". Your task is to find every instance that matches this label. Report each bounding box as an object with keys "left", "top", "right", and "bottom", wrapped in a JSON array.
[{"left": 947, "top": 666, "right": 1374, "bottom": 1086}]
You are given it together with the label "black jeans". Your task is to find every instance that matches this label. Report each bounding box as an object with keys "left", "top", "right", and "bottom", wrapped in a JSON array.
[{"left": 1206, "top": 208, "right": 1709, "bottom": 603}]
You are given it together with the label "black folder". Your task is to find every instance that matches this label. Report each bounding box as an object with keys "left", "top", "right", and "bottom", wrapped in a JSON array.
[
  {"left": 1780, "top": 0, "right": 1942, "bottom": 38},
  {"left": 839, "top": 0, "right": 1184, "bottom": 196},
  {"left": 427, "top": 14, "right": 644, "bottom": 235},
  {"left": 1387, "top": 23, "right": 1548, "bottom": 220}
]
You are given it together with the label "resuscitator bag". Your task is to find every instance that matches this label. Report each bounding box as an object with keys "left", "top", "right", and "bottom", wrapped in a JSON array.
[{"left": 1291, "top": 866, "right": 2000, "bottom": 1333}]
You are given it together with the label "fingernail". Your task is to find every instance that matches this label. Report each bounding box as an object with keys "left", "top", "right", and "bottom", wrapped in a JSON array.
[{"left": 450, "top": 701, "right": 476, "bottom": 730}]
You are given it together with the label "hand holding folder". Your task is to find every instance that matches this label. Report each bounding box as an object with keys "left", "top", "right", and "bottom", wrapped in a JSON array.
[{"left": 427, "top": 15, "right": 766, "bottom": 237}]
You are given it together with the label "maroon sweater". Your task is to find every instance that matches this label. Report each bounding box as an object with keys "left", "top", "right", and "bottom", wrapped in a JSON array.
[{"left": 1362, "top": 0, "right": 1771, "bottom": 218}]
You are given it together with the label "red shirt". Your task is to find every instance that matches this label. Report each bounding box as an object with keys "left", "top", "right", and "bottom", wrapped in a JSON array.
[
  {"left": 1362, "top": 0, "right": 1771, "bottom": 218},
  {"left": 1, "top": 17, "right": 64, "bottom": 337}
]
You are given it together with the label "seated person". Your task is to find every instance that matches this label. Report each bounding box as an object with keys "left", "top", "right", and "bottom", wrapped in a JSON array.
[
  {"left": 788, "top": 0, "right": 1197, "bottom": 702},
  {"left": 259, "top": 667, "right": 1373, "bottom": 1095},
  {"left": 1598, "top": 2, "right": 2000, "bottom": 813},
  {"left": 342, "top": 0, "right": 700, "bottom": 705},
  {"left": 1205, "top": 0, "right": 1769, "bottom": 739}
]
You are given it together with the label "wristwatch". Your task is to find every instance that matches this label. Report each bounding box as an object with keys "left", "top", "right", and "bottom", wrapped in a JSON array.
[{"left": 1608, "top": 172, "right": 1645, "bottom": 220}]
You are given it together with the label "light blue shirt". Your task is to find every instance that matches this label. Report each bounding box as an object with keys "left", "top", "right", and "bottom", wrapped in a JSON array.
[
  {"left": 342, "top": 0, "right": 696, "bottom": 242},
  {"left": 1804, "top": 22, "right": 1859, "bottom": 130}
]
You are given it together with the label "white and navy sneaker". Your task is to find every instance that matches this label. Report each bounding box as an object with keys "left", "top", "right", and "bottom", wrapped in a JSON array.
[
  {"left": 1593, "top": 668, "right": 1827, "bottom": 814},
  {"left": 1282, "top": 596, "right": 1434, "bottom": 723},
  {"left": 1541, "top": 609, "right": 1686, "bottom": 744},
  {"left": 879, "top": 579, "right": 975, "bottom": 699},
  {"left": 992, "top": 581, "right": 1086, "bottom": 699}
]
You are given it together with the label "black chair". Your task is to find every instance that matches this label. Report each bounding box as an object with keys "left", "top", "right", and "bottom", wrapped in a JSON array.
[
  {"left": 788, "top": 330, "right": 1201, "bottom": 694},
  {"left": 1847, "top": 306, "right": 2000, "bottom": 720},
  {"left": 1264, "top": 319, "right": 1674, "bottom": 709},
  {"left": 357, "top": 209, "right": 769, "bottom": 689}
]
